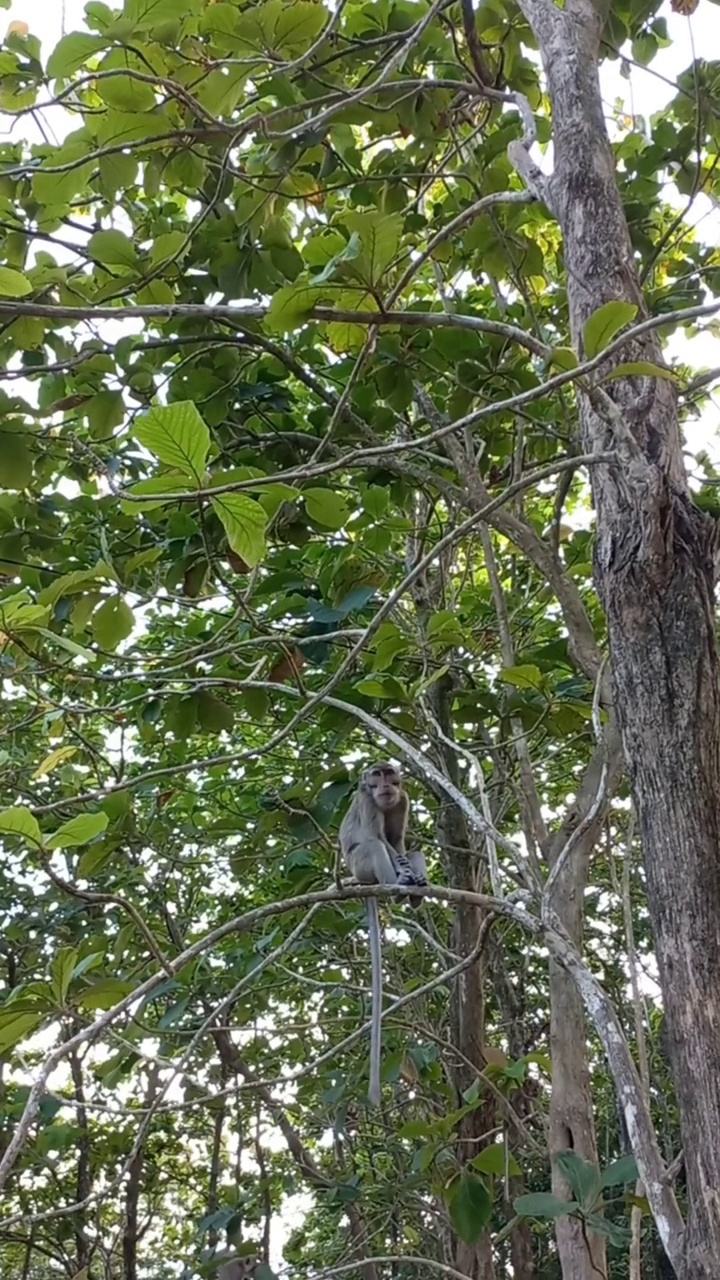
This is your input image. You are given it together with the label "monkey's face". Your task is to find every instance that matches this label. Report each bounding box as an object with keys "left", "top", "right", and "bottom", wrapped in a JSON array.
[{"left": 365, "top": 764, "right": 402, "bottom": 810}]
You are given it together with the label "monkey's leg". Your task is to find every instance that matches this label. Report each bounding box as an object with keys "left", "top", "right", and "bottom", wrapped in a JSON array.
[
  {"left": 393, "top": 849, "right": 428, "bottom": 910},
  {"left": 350, "top": 838, "right": 397, "bottom": 886}
]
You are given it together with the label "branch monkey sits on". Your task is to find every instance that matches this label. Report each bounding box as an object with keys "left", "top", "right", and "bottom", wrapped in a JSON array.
[{"left": 339, "top": 762, "right": 428, "bottom": 1105}]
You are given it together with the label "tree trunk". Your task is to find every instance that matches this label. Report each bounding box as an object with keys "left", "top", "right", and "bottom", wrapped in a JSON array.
[
  {"left": 431, "top": 678, "right": 496, "bottom": 1280},
  {"left": 517, "top": 2, "right": 720, "bottom": 1276}
]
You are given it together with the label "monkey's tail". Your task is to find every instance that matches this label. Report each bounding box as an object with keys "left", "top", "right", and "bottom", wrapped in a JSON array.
[{"left": 366, "top": 897, "right": 383, "bottom": 1108}]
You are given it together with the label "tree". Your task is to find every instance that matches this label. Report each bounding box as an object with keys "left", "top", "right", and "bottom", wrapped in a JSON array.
[{"left": 0, "top": 1, "right": 718, "bottom": 1278}]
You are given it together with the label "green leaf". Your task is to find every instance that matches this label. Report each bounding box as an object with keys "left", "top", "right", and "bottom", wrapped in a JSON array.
[
  {"left": 211, "top": 494, "right": 268, "bottom": 568},
  {"left": 0, "top": 806, "right": 42, "bottom": 846},
  {"left": 149, "top": 230, "right": 187, "bottom": 264},
  {"left": 499, "top": 664, "right": 544, "bottom": 690},
  {"left": 50, "top": 947, "right": 79, "bottom": 1003},
  {"left": 0, "top": 1002, "right": 44, "bottom": 1054},
  {"left": 88, "top": 228, "right": 139, "bottom": 270},
  {"left": 603, "top": 360, "right": 677, "bottom": 383},
  {"left": 310, "top": 231, "right": 361, "bottom": 285},
  {"left": 304, "top": 488, "right": 350, "bottom": 529},
  {"left": 86, "top": 389, "right": 125, "bottom": 440},
  {"left": 583, "top": 301, "right": 638, "bottom": 358},
  {"left": 549, "top": 345, "right": 579, "bottom": 371},
  {"left": 266, "top": 282, "right": 321, "bottom": 333},
  {"left": 354, "top": 677, "right": 399, "bottom": 699},
  {"left": 97, "top": 74, "right": 156, "bottom": 113},
  {"left": 197, "top": 692, "right": 235, "bottom": 733},
  {"left": 343, "top": 210, "right": 403, "bottom": 283},
  {"left": 600, "top": 1154, "right": 638, "bottom": 1188},
  {"left": 47, "top": 31, "right": 108, "bottom": 78},
  {"left": 446, "top": 1171, "right": 492, "bottom": 1246},
  {"left": 0, "top": 601, "right": 49, "bottom": 629},
  {"left": 584, "top": 1213, "right": 632, "bottom": 1247},
  {"left": 92, "top": 596, "right": 134, "bottom": 650},
  {"left": 30, "top": 628, "right": 96, "bottom": 662},
  {"left": 239, "top": 688, "right": 270, "bottom": 720},
  {"left": 514, "top": 1191, "right": 575, "bottom": 1220},
  {"left": 134, "top": 402, "right": 210, "bottom": 481},
  {"left": 39, "top": 563, "right": 114, "bottom": 606},
  {"left": 121, "top": 473, "right": 192, "bottom": 511},
  {"left": 124, "top": 0, "right": 199, "bottom": 28},
  {"left": 275, "top": 0, "right": 327, "bottom": 51},
  {"left": 398, "top": 1119, "right": 431, "bottom": 1139},
  {"left": 0, "top": 429, "right": 32, "bottom": 488},
  {"left": 555, "top": 1149, "right": 601, "bottom": 1208},
  {"left": 0, "top": 267, "right": 32, "bottom": 297},
  {"left": 98, "top": 151, "right": 139, "bottom": 197},
  {"left": 47, "top": 812, "right": 109, "bottom": 850},
  {"left": 77, "top": 979, "right": 135, "bottom": 1010},
  {"left": 32, "top": 153, "right": 94, "bottom": 207},
  {"left": 470, "top": 1143, "right": 522, "bottom": 1177},
  {"left": 77, "top": 841, "right": 116, "bottom": 878}
]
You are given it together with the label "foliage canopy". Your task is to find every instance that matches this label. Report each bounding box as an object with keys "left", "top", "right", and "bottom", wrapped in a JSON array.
[{"left": 0, "top": 0, "right": 718, "bottom": 1276}]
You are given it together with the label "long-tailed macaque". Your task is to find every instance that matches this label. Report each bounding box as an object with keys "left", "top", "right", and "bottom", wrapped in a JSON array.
[{"left": 339, "top": 762, "right": 428, "bottom": 1106}]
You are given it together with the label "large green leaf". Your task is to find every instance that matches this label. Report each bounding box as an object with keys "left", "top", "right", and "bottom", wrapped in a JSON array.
[
  {"left": 583, "top": 301, "right": 638, "bottom": 358},
  {"left": 211, "top": 494, "right": 268, "bottom": 568},
  {"left": 0, "top": 267, "right": 32, "bottom": 297},
  {"left": 92, "top": 596, "right": 134, "bottom": 649},
  {"left": 0, "top": 1002, "right": 45, "bottom": 1054},
  {"left": 446, "top": 1172, "right": 492, "bottom": 1246},
  {"left": 134, "top": 402, "right": 210, "bottom": 480},
  {"left": 515, "top": 1192, "right": 575, "bottom": 1220},
  {"left": 47, "top": 812, "right": 109, "bottom": 850},
  {"left": 88, "top": 228, "right": 140, "bottom": 270},
  {"left": 0, "top": 807, "right": 42, "bottom": 846},
  {"left": 47, "top": 31, "right": 108, "bottom": 78}
]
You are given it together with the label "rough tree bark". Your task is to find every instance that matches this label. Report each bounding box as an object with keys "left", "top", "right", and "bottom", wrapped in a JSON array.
[{"left": 515, "top": 1, "right": 720, "bottom": 1276}]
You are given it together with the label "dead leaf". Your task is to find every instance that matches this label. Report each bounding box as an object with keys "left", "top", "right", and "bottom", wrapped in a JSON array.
[{"left": 268, "top": 647, "right": 306, "bottom": 683}]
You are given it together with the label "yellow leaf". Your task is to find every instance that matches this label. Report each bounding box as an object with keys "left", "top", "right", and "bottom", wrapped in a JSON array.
[{"left": 32, "top": 745, "right": 78, "bottom": 779}]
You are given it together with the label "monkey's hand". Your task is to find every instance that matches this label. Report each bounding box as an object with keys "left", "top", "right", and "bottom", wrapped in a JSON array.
[
  {"left": 397, "top": 859, "right": 427, "bottom": 889},
  {"left": 397, "top": 857, "right": 428, "bottom": 910}
]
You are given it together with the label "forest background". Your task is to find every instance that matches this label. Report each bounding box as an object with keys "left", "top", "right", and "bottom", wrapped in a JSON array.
[{"left": 1, "top": 1, "right": 720, "bottom": 1279}]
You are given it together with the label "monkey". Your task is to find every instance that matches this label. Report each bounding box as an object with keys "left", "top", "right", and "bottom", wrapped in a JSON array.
[
  {"left": 217, "top": 1260, "right": 257, "bottom": 1280},
  {"left": 339, "top": 762, "right": 428, "bottom": 1106}
]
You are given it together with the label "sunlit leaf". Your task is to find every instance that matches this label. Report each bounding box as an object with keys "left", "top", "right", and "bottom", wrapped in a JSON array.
[
  {"left": 0, "top": 806, "right": 42, "bottom": 846},
  {"left": 603, "top": 360, "right": 677, "bottom": 383},
  {"left": 0, "top": 1002, "right": 44, "bottom": 1054},
  {"left": 77, "top": 979, "right": 135, "bottom": 1010},
  {"left": 50, "top": 947, "right": 79, "bottom": 1004},
  {"left": 47, "top": 812, "right": 109, "bottom": 850},
  {"left": 92, "top": 596, "right": 134, "bottom": 650},
  {"left": 32, "top": 745, "right": 78, "bottom": 779},
  {"left": 211, "top": 494, "right": 268, "bottom": 568},
  {"left": 0, "top": 267, "right": 32, "bottom": 297},
  {"left": 134, "top": 402, "right": 210, "bottom": 480},
  {"left": 47, "top": 31, "right": 108, "bottom": 78},
  {"left": 583, "top": 301, "right": 638, "bottom": 358},
  {"left": 304, "top": 488, "right": 350, "bottom": 529}
]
